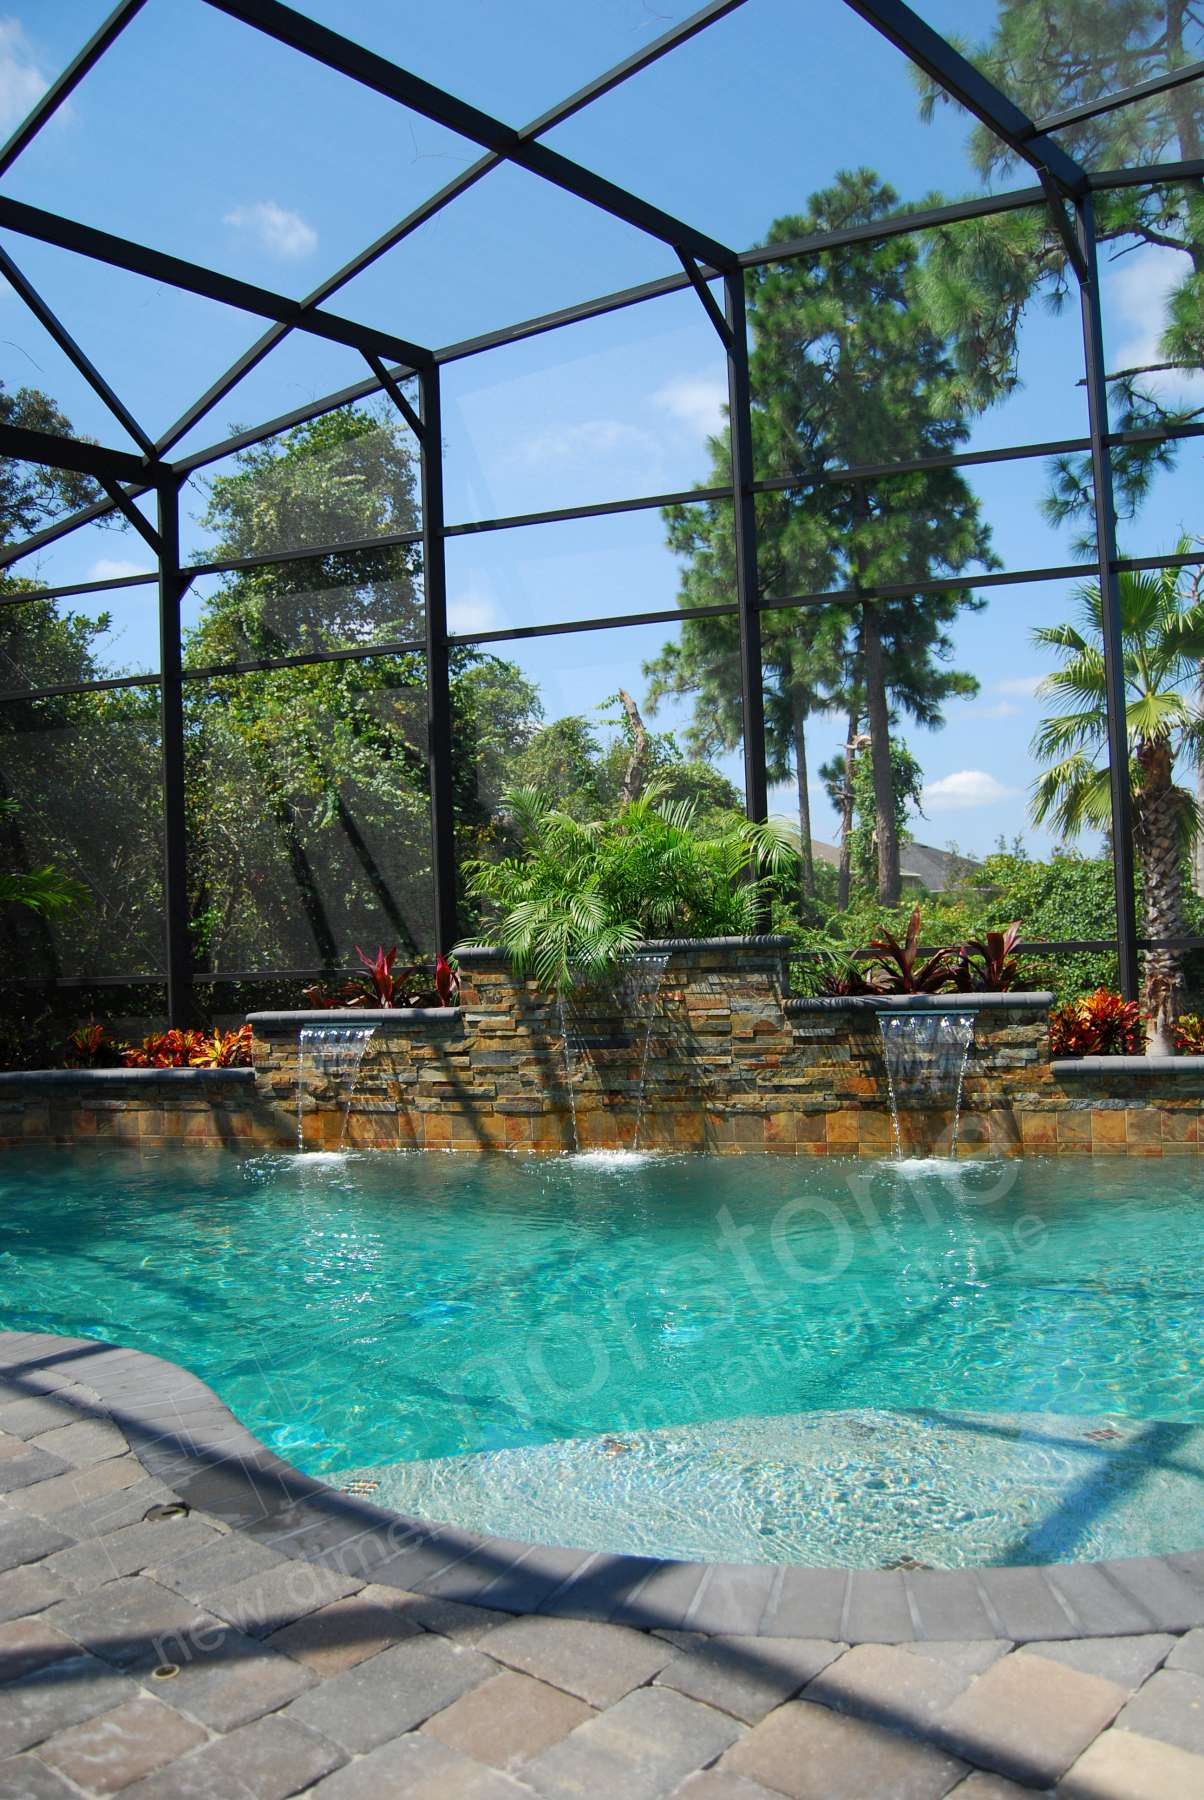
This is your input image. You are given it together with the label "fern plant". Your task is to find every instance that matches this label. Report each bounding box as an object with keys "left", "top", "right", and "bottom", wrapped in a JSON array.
[{"left": 459, "top": 787, "right": 797, "bottom": 993}]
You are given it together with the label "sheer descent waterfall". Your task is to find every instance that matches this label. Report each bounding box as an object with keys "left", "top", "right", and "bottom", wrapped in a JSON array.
[
  {"left": 877, "top": 1012, "right": 975, "bottom": 1158},
  {"left": 559, "top": 952, "right": 669, "bottom": 1154},
  {"left": 297, "top": 1026, "right": 377, "bottom": 1152}
]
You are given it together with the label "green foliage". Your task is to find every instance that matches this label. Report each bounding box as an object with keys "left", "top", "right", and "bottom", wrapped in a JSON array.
[
  {"left": 1031, "top": 552, "right": 1204, "bottom": 842},
  {"left": 913, "top": 2, "right": 1204, "bottom": 531},
  {"left": 0, "top": 382, "right": 100, "bottom": 541},
  {"left": 848, "top": 737, "right": 924, "bottom": 892},
  {"left": 789, "top": 845, "right": 1120, "bottom": 1003},
  {"left": 461, "top": 787, "right": 798, "bottom": 993}
]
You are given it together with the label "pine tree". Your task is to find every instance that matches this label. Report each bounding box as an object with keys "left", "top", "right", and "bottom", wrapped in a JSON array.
[{"left": 647, "top": 172, "right": 992, "bottom": 906}]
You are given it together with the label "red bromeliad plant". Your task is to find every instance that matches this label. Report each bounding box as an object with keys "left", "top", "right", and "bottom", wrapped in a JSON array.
[
  {"left": 1049, "top": 989, "right": 1145, "bottom": 1058},
  {"left": 863, "top": 908, "right": 958, "bottom": 995},
  {"left": 954, "top": 922, "right": 1022, "bottom": 993},
  {"left": 302, "top": 947, "right": 460, "bottom": 1010},
  {"left": 356, "top": 943, "right": 397, "bottom": 1005}
]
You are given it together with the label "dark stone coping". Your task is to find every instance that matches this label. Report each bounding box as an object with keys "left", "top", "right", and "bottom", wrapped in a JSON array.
[
  {"left": 785, "top": 992, "right": 1055, "bottom": 1015},
  {"left": 247, "top": 1008, "right": 460, "bottom": 1030},
  {"left": 5, "top": 1326, "right": 1201, "bottom": 1644},
  {"left": 0, "top": 1067, "right": 256, "bottom": 1086},
  {"left": 455, "top": 935, "right": 793, "bottom": 962},
  {"left": 1052, "top": 1055, "right": 1204, "bottom": 1074}
]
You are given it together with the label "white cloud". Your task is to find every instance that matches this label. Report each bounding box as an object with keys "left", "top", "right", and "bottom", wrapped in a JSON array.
[
  {"left": 508, "top": 419, "right": 658, "bottom": 468},
  {"left": 446, "top": 586, "right": 498, "bottom": 635},
  {"left": 995, "top": 674, "right": 1043, "bottom": 698},
  {"left": 922, "top": 769, "right": 1018, "bottom": 812},
  {"left": 653, "top": 373, "right": 727, "bottom": 439},
  {"left": 977, "top": 700, "right": 1020, "bottom": 719},
  {"left": 0, "top": 19, "right": 50, "bottom": 134},
  {"left": 1108, "top": 245, "right": 1204, "bottom": 404},
  {"left": 88, "top": 557, "right": 152, "bottom": 581},
  {"left": 223, "top": 200, "right": 318, "bottom": 261}
]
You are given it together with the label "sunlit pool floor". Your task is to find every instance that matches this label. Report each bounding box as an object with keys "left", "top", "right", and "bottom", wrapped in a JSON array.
[{"left": 342, "top": 1406, "right": 1204, "bottom": 1569}]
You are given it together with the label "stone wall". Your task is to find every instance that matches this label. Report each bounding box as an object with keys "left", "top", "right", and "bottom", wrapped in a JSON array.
[
  {"left": 0, "top": 1068, "right": 288, "bottom": 1150},
  {"left": 4, "top": 938, "right": 1204, "bottom": 1154}
]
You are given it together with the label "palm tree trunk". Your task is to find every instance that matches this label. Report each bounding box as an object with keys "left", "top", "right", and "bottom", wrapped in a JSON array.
[
  {"left": 1135, "top": 738, "right": 1189, "bottom": 1054},
  {"left": 860, "top": 604, "right": 901, "bottom": 904},
  {"left": 791, "top": 691, "right": 815, "bottom": 901},
  {"left": 837, "top": 710, "right": 858, "bottom": 911},
  {"left": 1195, "top": 660, "right": 1204, "bottom": 899}
]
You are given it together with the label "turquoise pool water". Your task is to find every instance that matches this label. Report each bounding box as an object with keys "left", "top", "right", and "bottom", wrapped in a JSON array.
[{"left": 0, "top": 1148, "right": 1201, "bottom": 1563}]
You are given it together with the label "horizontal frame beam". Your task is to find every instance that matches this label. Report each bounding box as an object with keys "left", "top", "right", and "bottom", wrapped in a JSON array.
[
  {"left": 0, "top": 195, "right": 433, "bottom": 368},
  {"left": 0, "top": 419, "right": 149, "bottom": 484},
  {"left": 1037, "top": 59, "right": 1204, "bottom": 135}
]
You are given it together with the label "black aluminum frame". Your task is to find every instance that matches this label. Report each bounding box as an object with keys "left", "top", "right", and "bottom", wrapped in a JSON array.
[{"left": 1, "top": 0, "right": 1202, "bottom": 1018}]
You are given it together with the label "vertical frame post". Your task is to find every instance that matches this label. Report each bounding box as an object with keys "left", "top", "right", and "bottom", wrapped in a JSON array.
[
  {"left": 1075, "top": 196, "right": 1139, "bottom": 1001},
  {"left": 723, "top": 269, "right": 769, "bottom": 827},
  {"left": 156, "top": 474, "right": 192, "bottom": 1025},
  {"left": 419, "top": 364, "right": 457, "bottom": 956}
]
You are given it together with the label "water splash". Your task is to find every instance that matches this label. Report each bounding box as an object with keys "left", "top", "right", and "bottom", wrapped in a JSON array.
[
  {"left": 878, "top": 1012, "right": 975, "bottom": 1158},
  {"left": 297, "top": 1026, "right": 376, "bottom": 1153}
]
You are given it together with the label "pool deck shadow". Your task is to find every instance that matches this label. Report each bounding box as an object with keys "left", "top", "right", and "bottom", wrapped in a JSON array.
[{"left": 4, "top": 1333, "right": 1204, "bottom": 1797}]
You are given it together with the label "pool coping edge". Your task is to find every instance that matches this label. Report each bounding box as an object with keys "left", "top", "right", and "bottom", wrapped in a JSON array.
[{"left": 2, "top": 1329, "right": 1202, "bottom": 1645}]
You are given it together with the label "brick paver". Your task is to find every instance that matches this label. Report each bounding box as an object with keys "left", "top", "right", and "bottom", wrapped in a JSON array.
[
  {"left": 420, "top": 1667, "right": 595, "bottom": 1770},
  {"left": 0, "top": 1332, "right": 1203, "bottom": 1800},
  {"left": 1061, "top": 1725, "right": 1204, "bottom": 1798}
]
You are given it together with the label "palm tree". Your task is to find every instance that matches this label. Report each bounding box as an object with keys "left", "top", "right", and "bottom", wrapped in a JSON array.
[{"left": 1031, "top": 545, "right": 1204, "bottom": 1052}]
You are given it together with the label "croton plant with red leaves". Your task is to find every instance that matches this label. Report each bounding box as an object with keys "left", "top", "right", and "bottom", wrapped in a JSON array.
[{"left": 1049, "top": 989, "right": 1145, "bottom": 1057}]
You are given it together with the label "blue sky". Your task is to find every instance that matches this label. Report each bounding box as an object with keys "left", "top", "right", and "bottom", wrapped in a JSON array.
[{"left": 2, "top": 1, "right": 1200, "bottom": 860}]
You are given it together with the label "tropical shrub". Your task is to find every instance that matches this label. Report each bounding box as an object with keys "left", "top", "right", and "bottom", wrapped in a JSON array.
[
  {"left": 302, "top": 948, "right": 459, "bottom": 1009},
  {"left": 1173, "top": 1013, "right": 1204, "bottom": 1054},
  {"left": 1031, "top": 554, "right": 1204, "bottom": 1047},
  {"left": 861, "top": 908, "right": 959, "bottom": 994},
  {"left": 1049, "top": 989, "right": 1145, "bottom": 1058},
  {"left": 121, "top": 1026, "right": 252, "bottom": 1069},
  {"left": 0, "top": 799, "right": 88, "bottom": 918},
  {"left": 187, "top": 1025, "right": 253, "bottom": 1068},
  {"left": 64, "top": 1022, "right": 124, "bottom": 1068},
  {"left": 461, "top": 787, "right": 796, "bottom": 993},
  {"left": 954, "top": 923, "right": 1022, "bottom": 993}
]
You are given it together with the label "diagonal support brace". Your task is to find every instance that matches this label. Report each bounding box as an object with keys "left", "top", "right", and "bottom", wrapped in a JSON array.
[
  {"left": 363, "top": 352, "right": 425, "bottom": 441},
  {"left": 676, "top": 251, "right": 733, "bottom": 349},
  {"left": 97, "top": 478, "right": 162, "bottom": 556}
]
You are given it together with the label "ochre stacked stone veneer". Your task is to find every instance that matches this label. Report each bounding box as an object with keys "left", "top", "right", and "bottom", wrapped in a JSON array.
[{"left": 4, "top": 937, "right": 1204, "bottom": 1152}]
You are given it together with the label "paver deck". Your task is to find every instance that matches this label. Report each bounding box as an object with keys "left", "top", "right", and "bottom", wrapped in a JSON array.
[{"left": 0, "top": 1331, "right": 1202, "bottom": 1797}]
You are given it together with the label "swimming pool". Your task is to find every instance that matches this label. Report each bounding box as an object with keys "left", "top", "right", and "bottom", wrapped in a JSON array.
[{"left": 1, "top": 1147, "right": 1200, "bottom": 1566}]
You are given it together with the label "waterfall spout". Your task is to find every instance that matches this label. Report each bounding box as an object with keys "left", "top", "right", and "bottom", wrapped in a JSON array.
[
  {"left": 877, "top": 1012, "right": 974, "bottom": 1158},
  {"left": 297, "top": 1026, "right": 376, "bottom": 1152}
]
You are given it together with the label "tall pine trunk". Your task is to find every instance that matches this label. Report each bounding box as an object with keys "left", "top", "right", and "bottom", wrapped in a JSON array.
[
  {"left": 1135, "top": 738, "right": 1189, "bottom": 1055},
  {"left": 837, "top": 708, "right": 858, "bottom": 911},
  {"left": 860, "top": 603, "right": 901, "bottom": 904},
  {"left": 791, "top": 690, "right": 815, "bottom": 901}
]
